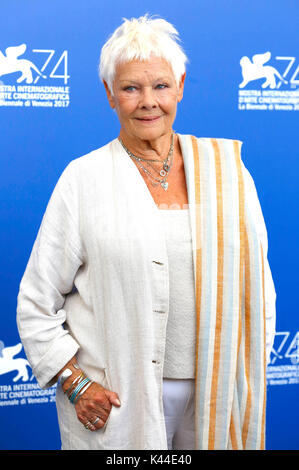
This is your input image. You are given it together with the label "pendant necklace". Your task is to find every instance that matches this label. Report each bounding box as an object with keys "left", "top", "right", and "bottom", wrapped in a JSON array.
[{"left": 119, "top": 132, "right": 175, "bottom": 191}]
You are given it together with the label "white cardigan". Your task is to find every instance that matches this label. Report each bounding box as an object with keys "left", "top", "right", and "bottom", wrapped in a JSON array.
[{"left": 17, "top": 135, "right": 276, "bottom": 450}]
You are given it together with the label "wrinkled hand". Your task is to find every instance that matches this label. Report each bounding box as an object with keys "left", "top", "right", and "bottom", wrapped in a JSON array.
[{"left": 74, "top": 382, "right": 121, "bottom": 431}]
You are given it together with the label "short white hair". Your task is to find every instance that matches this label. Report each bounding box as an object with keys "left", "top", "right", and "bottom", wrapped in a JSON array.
[{"left": 99, "top": 14, "right": 188, "bottom": 94}]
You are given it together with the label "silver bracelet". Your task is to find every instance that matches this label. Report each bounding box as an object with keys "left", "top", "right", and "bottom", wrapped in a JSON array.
[
  {"left": 73, "top": 380, "right": 94, "bottom": 405},
  {"left": 64, "top": 372, "right": 84, "bottom": 396}
]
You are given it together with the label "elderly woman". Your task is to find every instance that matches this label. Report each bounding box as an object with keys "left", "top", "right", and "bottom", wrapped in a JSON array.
[{"left": 17, "top": 15, "right": 276, "bottom": 450}]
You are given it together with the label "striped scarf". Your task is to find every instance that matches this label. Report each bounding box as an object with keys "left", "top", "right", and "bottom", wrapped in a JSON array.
[{"left": 190, "top": 136, "right": 266, "bottom": 450}]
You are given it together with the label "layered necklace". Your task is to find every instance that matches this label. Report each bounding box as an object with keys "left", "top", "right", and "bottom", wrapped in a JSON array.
[{"left": 118, "top": 132, "right": 175, "bottom": 191}]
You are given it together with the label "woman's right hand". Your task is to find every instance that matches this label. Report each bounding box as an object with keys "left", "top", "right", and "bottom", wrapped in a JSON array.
[
  {"left": 73, "top": 381, "right": 121, "bottom": 431},
  {"left": 58, "top": 359, "right": 121, "bottom": 432}
]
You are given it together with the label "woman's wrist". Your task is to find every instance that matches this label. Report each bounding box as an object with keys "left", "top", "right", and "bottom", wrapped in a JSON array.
[
  {"left": 64, "top": 370, "right": 93, "bottom": 404},
  {"left": 56, "top": 358, "right": 94, "bottom": 404},
  {"left": 56, "top": 359, "right": 82, "bottom": 391},
  {"left": 61, "top": 367, "right": 83, "bottom": 394}
]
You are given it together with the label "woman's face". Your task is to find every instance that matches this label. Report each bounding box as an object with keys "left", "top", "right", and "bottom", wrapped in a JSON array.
[{"left": 104, "top": 56, "right": 185, "bottom": 143}]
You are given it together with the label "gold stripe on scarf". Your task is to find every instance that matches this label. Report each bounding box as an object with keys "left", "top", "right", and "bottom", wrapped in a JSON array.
[
  {"left": 230, "top": 415, "right": 238, "bottom": 450},
  {"left": 230, "top": 140, "right": 246, "bottom": 449},
  {"left": 233, "top": 141, "right": 245, "bottom": 359},
  {"left": 191, "top": 136, "right": 202, "bottom": 449},
  {"left": 208, "top": 139, "right": 224, "bottom": 449},
  {"left": 242, "top": 225, "right": 252, "bottom": 448}
]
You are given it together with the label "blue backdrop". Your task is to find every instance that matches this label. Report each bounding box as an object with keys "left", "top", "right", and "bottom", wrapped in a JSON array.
[{"left": 0, "top": 0, "right": 298, "bottom": 450}]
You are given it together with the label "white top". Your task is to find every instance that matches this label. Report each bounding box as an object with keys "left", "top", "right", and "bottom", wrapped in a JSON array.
[{"left": 160, "top": 209, "right": 196, "bottom": 379}]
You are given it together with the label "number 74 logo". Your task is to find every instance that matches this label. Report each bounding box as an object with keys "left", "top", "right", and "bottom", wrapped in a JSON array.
[
  {"left": 32, "top": 49, "right": 69, "bottom": 84},
  {"left": 271, "top": 331, "right": 299, "bottom": 364}
]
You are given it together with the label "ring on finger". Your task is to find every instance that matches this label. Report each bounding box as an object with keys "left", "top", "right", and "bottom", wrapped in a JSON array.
[
  {"left": 84, "top": 421, "right": 92, "bottom": 429},
  {"left": 92, "top": 417, "right": 100, "bottom": 426}
]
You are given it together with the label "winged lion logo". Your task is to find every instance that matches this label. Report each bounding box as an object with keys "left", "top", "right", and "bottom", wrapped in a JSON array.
[
  {"left": 0, "top": 43, "right": 46, "bottom": 84},
  {"left": 239, "top": 51, "right": 288, "bottom": 89},
  {"left": 0, "top": 341, "right": 33, "bottom": 382}
]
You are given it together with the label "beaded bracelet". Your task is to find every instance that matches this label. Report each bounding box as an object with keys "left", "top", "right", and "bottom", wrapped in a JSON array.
[{"left": 69, "top": 377, "right": 91, "bottom": 404}]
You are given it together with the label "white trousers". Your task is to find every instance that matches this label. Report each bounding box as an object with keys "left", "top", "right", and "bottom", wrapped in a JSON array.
[{"left": 162, "top": 378, "right": 195, "bottom": 450}]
